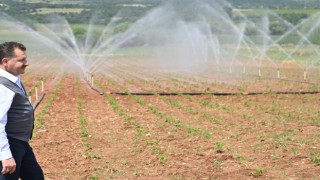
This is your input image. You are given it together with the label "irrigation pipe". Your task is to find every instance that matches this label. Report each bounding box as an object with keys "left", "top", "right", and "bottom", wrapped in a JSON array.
[
  {"left": 91, "top": 86, "right": 104, "bottom": 95},
  {"left": 28, "top": 79, "right": 46, "bottom": 109},
  {"left": 84, "top": 76, "right": 104, "bottom": 95},
  {"left": 32, "top": 93, "right": 45, "bottom": 109},
  {"left": 111, "top": 91, "right": 320, "bottom": 96}
]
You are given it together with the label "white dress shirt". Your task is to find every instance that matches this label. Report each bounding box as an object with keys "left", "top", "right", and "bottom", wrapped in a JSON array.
[{"left": 0, "top": 68, "right": 22, "bottom": 161}]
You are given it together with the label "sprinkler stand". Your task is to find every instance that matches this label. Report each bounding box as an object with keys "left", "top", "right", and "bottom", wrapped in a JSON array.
[
  {"left": 41, "top": 80, "right": 44, "bottom": 93},
  {"left": 28, "top": 92, "right": 32, "bottom": 103},
  {"left": 91, "top": 75, "right": 94, "bottom": 87},
  {"left": 35, "top": 85, "right": 38, "bottom": 101}
]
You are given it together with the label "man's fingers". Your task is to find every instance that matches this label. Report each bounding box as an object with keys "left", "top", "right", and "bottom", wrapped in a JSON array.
[
  {"left": 1, "top": 167, "right": 9, "bottom": 174},
  {"left": 1, "top": 166, "right": 7, "bottom": 174},
  {"left": 1, "top": 158, "right": 16, "bottom": 174},
  {"left": 1, "top": 165, "right": 16, "bottom": 174},
  {"left": 9, "top": 165, "right": 16, "bottom": 174}
]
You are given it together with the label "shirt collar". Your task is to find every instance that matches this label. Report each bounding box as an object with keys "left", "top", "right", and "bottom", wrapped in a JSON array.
[{"left": 0, "top": 68, "right": 19, "bottom": 84}]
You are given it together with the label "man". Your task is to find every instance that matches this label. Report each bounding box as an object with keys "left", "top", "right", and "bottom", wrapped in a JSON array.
[{"left": 0, "top": 42, "right": 44, "bottom": 179}]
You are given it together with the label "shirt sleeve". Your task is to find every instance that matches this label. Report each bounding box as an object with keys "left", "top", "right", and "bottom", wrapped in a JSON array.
[{"left": 0, "top": 84, "right": 14, "bottom": 160}]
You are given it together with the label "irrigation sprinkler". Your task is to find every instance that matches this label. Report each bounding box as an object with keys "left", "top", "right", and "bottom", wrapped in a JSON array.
[
  {"left": 304, "top": 68, "right": 307, "bottom": 81},
  {"left": 84, "top": 72, "right": 104, "bottom": 95},
  {"left": 28, "top": 91, "right": 32, "bottom": 103},
  {"left": 33, "top": 90, "right": 45, "bottom": 109},
  {"left": 277, "top": 68, "right": 280, "bottom": 79},
  {"left": 258, "top": 68, "right": 261, "bottom": 78},
  {"left": 35, "top": 84, "right": 38, "bottom": 101},
  {"left": 27, "top": 80, "right": 46, "bottom": 109},
  {"left": 41, "top": 80, "right": 44, "bottom": 93},
  {"left": 243, "top": 66, "right": 246, "bottom": 74},
  {"left": 91, "top": 74, "right": 94, "bottom": 87}
]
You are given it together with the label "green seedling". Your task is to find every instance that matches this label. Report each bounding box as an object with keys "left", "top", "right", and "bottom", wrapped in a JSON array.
[
  {"left": 254, "top": 167, "right": 264, "bottom": 177},
  {"left": 215, "top": 141, "right": 226, "bottom": 153}
]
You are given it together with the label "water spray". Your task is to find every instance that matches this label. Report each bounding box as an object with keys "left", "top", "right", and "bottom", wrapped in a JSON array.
[{"left": 1, "top": 1, "right": 320, "bottom": 89}]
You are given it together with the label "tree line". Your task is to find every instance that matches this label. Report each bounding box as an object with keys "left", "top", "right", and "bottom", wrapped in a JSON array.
[{"left": 0, "top": 0, "right": 318, "bottom": 38}]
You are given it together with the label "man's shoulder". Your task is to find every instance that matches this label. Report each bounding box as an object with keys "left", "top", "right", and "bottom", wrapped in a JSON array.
[
  {"left": 0, "top": 69, "right": 18, "bottom": 83},
  {"left": 0, "top": 84, "right": 15, "bottom": 103},
  {"left": 0, "top": 77, "right": 16, "bottom": 94},
  {"left": 0, "top": 76, "right": 12, "bottom": 85}
]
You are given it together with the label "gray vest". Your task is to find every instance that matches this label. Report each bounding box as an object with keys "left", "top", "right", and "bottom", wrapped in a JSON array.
[{"left": 0, "top": 76, "right": 34, "bottom": 142}]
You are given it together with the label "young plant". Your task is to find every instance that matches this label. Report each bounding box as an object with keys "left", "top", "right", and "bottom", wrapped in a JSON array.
[
  {"left": 254, "top": 167, "right": 264, "bottom": 177},
  {"left": 310, "top": 150, "right": 320, "bottom": 165},
  {"left": 215, "top": 141, "right": 226, "bottom": 153}
]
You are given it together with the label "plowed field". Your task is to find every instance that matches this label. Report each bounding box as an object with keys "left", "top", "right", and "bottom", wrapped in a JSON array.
[{"left": 22, "top": 58, "right": 320, "bottom": 179}]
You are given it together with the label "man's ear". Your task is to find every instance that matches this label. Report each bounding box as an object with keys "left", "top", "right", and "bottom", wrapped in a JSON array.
[{"left": 1, "top": 58, "right": 9, "bottom": 65}]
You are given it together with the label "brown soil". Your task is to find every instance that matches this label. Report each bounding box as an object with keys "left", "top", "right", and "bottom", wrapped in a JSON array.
[{"left": 24, "top": 59, "right": 320, "bottom": 179}]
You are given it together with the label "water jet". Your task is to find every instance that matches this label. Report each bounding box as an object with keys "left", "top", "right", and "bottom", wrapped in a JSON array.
[{"left": 0, "top": 0, "right": 319, "bottom": 95}]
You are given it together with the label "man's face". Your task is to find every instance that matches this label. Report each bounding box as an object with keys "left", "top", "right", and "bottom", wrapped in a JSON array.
[{"left": 3, "top": 48, "right": 28, "bottom": 76}]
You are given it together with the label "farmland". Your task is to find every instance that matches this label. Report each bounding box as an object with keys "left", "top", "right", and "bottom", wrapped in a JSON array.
[
  {"left": 1, "top": 0, "right": 320, "bottom": 179},
  {"left": 21, "top": 57, "right": 320, "bottom": 179}
]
